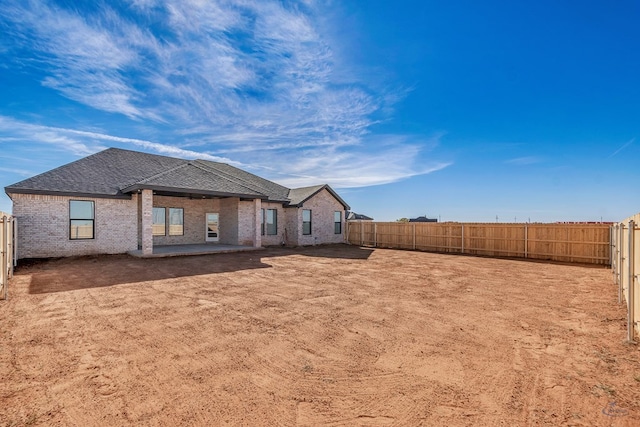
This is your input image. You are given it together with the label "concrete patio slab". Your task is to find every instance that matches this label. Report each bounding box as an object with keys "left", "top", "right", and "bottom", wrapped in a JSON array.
[{"left": 128, "top": 243, "right": 263, "bottom": 258}]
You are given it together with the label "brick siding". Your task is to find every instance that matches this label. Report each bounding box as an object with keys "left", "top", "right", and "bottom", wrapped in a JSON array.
[
  {"left": 287, "top": 189, "right": 346, "bottom": 246},
  {"left": 149, "top": 195, "right": 223, "bottom": 245},
  {"left": 10, "top": 189, "right": 346, "bottom": 258},
  {"left": 260, "top": 202, "right": 287, "bottom": 246},
  {"left": 11, "top": 193, "right": 138, "bottom": 259}
]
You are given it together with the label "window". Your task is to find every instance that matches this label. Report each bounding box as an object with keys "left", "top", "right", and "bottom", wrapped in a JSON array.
[
  {"left": 334, "top": 211, "right": 342, "bottom": 234},
  {"left": 169, "top": 208, "right": 184, "bottom": 236},
  {"left": 260, "top": 208, "right": 265, "bottom": 236},
  {"left": 302, "top": 209, "right": 312, "bottom": 235},
  {"left": 266, "top": 209, "right": 277, "bottom": 235},
  {"left": 69, "top": 200, "right": 94, "bottom": 240},
  {"left": 152, "top": 207, "right": 166, "bottom": 236}
]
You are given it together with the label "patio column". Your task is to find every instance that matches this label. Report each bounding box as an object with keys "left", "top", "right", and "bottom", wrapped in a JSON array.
[
  {"left": 254, "top": 198, "right": 262, "bottom": 248},
  {"left": 141, "top": 189, "right": 153, "bottom": 256}
]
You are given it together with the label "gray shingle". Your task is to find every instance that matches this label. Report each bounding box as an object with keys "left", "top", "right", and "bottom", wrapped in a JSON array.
[
  {"left": 287, "top": 185, "right": 325, "bottom": 206},
  {"left": 5, "top": 147, "right": 349, "bottom": 210},
  {"left": 122, "top": 162, "right": 266, "bottom": 198},
  {"left": 193, "top": 160, "right": 290, "bottom": 202},
  {"left": 5, "top": 148, "right": 186, "bottom": 197},
  {"left": 288, "top": 184, "right": 350, "bottom": 209}
]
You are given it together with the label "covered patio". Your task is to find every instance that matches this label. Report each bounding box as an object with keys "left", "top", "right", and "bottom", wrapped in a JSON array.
[{"left": 128, "top": 243, "right": 263, "bottom": 258}]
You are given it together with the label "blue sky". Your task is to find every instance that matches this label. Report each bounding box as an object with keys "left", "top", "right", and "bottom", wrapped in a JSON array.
[{"left": 1, "top": 0, "right": 638, "bottom": 222}]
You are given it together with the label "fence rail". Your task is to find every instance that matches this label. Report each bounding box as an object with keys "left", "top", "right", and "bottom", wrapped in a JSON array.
[
  {"left": 0, "top": 214, "right": 16, "bottom": 301},
  {"left": 346, "top": 221, "right": 611, "bottom": 265},
  {"left": 611, "top": 213, "right": 639, "bottom": 341}
]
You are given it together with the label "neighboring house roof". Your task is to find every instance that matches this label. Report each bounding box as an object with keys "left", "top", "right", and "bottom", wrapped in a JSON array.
[
  {"left": 346, "top": 211, "right": 373, "bottom": 221},
  {"left": 409, "top": 216, "right": 438, "bottom": 222},
  {"left": 287, "top": 184, "right": 350, "bottom": 210},
  {"left": 5, "top": 147, "right": 349, "bottom": 208}
]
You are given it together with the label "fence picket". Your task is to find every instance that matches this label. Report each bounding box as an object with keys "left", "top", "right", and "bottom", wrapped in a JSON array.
[
  {"left": 0, "top": 214, "right": 15, "bottom": 300},
  {"left": 347, "top": 221, "right": 611, "bottom": 265},
  {"left": 616, "top": 213, "right": 640, "bottom": 341}
]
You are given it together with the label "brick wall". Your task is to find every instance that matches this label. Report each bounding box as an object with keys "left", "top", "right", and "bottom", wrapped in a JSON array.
[
  {"left": 10, "top": 190, "right": 345, "bottom": 257},
  {"left": 11, "top": 193, "right": 138, "bottom": 259},
  {"left": 219, "top": 198, "right": 239, "bottom": 245},
  {"left": 237, "top": 200, "right": 257, "bottom": 246},
  {"left": 286, "top": 189, "right": 346, "bottom": 246},
  {"left": 150, "top": 195, "right": 222, "bottom": 245},
  {"left": 260, "top": 202, "right": 287, "bottom": 246}
]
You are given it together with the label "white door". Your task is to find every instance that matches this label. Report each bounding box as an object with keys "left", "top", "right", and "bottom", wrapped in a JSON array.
[{"left": 206, "top": 213, "right": 219, "bottom": 242}]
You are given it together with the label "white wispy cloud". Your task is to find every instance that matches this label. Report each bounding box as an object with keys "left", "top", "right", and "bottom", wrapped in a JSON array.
[
  {"left": 608, "top": 138, "right": 634, "bottom": 158},
  {"left": 0, "top": 116, "right": 237, "bottom": 164},
  {"left": 1, "top": 1, "right": 152, "bottom": 119},
  {"left": 505, "top": 156, "right": 542, "bottom": 166},
  {"left": 0, "top": 116, "right": 100, "bottom": 156},
  {"left": 0, "top": 167, "right": 34, "bottom": 177},
  {"left": 0, "top": 0, "right": 451, "bottom": 188}
]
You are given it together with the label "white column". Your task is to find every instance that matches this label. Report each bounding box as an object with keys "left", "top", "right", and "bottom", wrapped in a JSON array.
[
  {"left": 141, "top": 189, "right": 153, "bottom": 255},
  {"left": 254, "top": 198, "right": 262, "bottom": 248}
]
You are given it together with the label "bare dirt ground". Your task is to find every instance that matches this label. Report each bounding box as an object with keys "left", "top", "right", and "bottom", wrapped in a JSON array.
[{"left": 1, "top": 244, "right": 639, "bottom": 426}]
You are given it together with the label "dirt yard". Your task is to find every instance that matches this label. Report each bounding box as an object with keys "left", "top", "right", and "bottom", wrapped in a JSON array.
[{"left": 1, "top": 245, "right": 639, "bottom": 426}]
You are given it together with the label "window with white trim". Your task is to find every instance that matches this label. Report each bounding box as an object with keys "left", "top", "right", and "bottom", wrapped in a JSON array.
[
  {"left": 266, "top": 209, "right": 277, "bottom": 235},
  {"left": 152, "top": 207, "right": 166, "bottom": 236},
  {"left": 69, "top": 200, "right": 94, "bottom": 240},
  {"left": 169, "top": 208, "right": 184, "bottom": 236},
  {"left": 302, "top": 209, "right": 312, "bottom": 235},
  {"left": 334, "top": 211, "right": 342, "bottom": 234}
]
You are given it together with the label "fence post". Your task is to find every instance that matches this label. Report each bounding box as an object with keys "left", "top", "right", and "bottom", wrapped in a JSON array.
[
  {"left": 461, "top": 224, "right": 464, "bottom": 254},
  {"left": 628, "top": 220, "right": 636, "bottom": 342},
  {"left": 1, "top": 216, "right": 6, "bottom": 300},
  {"left": 374, "top": 223, "right": 377, "bottom": 248},
  {"left": 609, "top": 225, "right": 613, "bottom": 268},
  {"left": 524, "top": 224, "right": 528, "bottom": 259},
  {"left": 412, "top": 223, "right": 416, "bottom": 250},
  {"left": 360, "top": 221, "right": 364, "bottom": 246},
  {"left": 615, "top": 224, "right": 619, "bottom": 284},
  {"left": 619, "top": 224, "right": 625, "bottom": 304},
  {"left": 615, "top": 224, "right": 621, "bottom": 286},
  {"left": 610, "top": 225, "right": 615, "bottom": 278},
  {"left": 8, "top": 217, "right": 13, "bottom": 279}
]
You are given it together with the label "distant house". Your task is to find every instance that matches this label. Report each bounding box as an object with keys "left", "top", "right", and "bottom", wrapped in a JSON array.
[
  {"left": 5, "top": 148, "right": 350, "bottom": 259},
  {"left": 346, "top": 211, "right": 373, "bottom": 221},
  {"left": 409, "top": 216, "right": 438, "bottom": 223}
]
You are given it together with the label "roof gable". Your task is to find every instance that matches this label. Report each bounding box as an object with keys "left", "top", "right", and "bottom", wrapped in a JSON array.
[
  {"left": 193, "top": 160, "right": 290, "bottom": 202},
  {"left": 287, "top": 184, "right": 350, "bottom": 210},
  {"left": 121, "top": 162, "right": 267, "bottom": 198}
]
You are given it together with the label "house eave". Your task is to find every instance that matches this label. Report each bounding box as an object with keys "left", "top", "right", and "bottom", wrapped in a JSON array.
[{"left": 4, "top": 188, "right": 131, "bottom": 200}]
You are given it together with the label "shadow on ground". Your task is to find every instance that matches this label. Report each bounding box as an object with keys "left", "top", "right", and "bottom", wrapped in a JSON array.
[
  {"left": 24, "top": 252, "right": 271, "bottom": 294},
  {"left": 264, "top": 244, "right": 375, "bottom": 260},
  {"left": 21, "top": 244, "right": 374, "bottom": 294}
]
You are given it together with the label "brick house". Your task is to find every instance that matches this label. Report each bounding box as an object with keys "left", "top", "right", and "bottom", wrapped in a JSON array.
[{"left": 5, "top": 148, "right": 350, "bottom": 259}]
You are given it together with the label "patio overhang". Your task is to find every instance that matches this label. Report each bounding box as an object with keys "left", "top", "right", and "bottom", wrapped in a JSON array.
[{"left": 121, "top": 184, "right": 267, "bottom": 200}]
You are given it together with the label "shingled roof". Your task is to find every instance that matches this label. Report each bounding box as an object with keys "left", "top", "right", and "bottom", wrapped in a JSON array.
[
  {"left": 287, "top": 184, "right": 349, "bottom": 209},
  {"left": 5, "top": 147, "right": 350, "bottom": 209}
]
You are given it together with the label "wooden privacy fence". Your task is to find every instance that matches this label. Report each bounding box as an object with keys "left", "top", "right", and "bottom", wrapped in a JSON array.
[
  {"left": 611, "top": 213, "right": 639, "bottom": 341},
  {"left": 0, "top": 214, "right": 16, "bottom": 300},
  {"left": 346, "top": 221, "right": 611, "bottom": 265}
]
